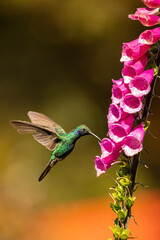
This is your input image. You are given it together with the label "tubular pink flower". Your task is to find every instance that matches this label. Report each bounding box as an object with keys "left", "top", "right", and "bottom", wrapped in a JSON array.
[
  {"left": 111, "top": 80, "right": 130, "bottom": 103},
  {"left": 100, "top": 138, "right": 119, "bottom": 157},
  {"left": 129, "top": 69, "right": 154, "bottom": 97},
  {"left": 120, "top": 39, "right": 150, "bottom": 62},
  {"left": 129, "top": 7, "right": 160, "bottom": 26},
  {"left": 139, "top": 27, "right": 160, "bottom": 44},
  {"left": 120, "top": 94, "right": 142, "bottom": 114},
  {"left": 95, "top": 138, "right": 122, "bottom": 176},
  {"left": 107, "top": 104, "right": 128, "bottom": 125},
  {"left": 138, "top": 14, "right": 160, "bottom": 26},
  {"left": 129, "top": 7, "right": 160, "bottom": 18},
  {"left": 112, "top": 78, "right": 123, "bottom": 86},
  {"left": 108, "top": 115, "right": 134, "bottom": 143},
  {"left": 95, "top": 156, "right": 107, "bottom": 176},
  {"left": 122, "top": 53, "right": 148, "bottom": 83},
  {"left": 122, "top": 123, "right": 145, "bottom": 156},
  {"left": 141, "top": 0, "right": 160, "bottom": 9}
]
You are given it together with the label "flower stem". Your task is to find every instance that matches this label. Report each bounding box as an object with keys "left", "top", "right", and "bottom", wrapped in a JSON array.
[{"left": 124, "top": 47, "right": 160, "bottom": 230}]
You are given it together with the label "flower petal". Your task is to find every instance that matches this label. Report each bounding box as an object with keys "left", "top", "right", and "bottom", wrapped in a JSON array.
[
  {"left": 95, "top": 156, "right": 107, "bottom": 177},
  {"left": 129, "top": 69, "right": 154, "bottom": 97},
  {"left": 122, "top": 123, "right": 145, "bottom": 156},
  {"left": 139, "top": 27, "right": 160, "bottom": 44},
  {"left": 100, "top": 138, "right": 115, "bottom": 155},
  {"left": 95, "top": 138, "right": 122, "bottom": 176},
  {"left": 141, "top": 0, "right": 160, "bottom": 9},
  {"left": 108, "top": 115, "right": 134, "bottom": 143},
  {"left": 111, "top": 81, "right": 130, "bottom": 103},
  {"left": 120, "top": 94, "right": 143, "bottom": 114},
  {"left": 107, "top": 104, "right": 128, "bottom": 125},
  {"left": 120, "top": 38, "right": 150, "bottom": 62},
  {"left": 139, "top": 14, "right": 160, "bottom": 27},
  {"left": 122, "top": 53, "right": 148, "bottom": 83}
]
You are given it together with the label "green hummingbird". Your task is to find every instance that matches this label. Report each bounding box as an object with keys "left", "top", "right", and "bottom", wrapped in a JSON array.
[{"left": 10, "top": 111, "right": 101, "bottom": 182}]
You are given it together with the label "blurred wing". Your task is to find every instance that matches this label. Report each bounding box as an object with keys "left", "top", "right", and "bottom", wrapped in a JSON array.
[
  {"left": 10, "top": 120, "right": 60, "bottom": 151},
  {"left": 28, "top": 111, "right": 66, "bottom": 135},
  {"left": 10, "top": 120, "right": 43, "bottom": 134},
  {"left": 33, "top": 132, "right": 59, "bottom": 151}
]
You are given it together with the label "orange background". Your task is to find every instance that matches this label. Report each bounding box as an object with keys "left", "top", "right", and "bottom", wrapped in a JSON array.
[
  {"left": 30, "top": 190, "right": 160, "bottom": 240},
  {"left": 0, "top": 190, "right": 159, "bottom": 240}
]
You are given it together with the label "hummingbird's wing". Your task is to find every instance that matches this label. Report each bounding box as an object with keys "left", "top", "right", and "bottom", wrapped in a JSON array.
[
  {"left": 10, "top": 120, "right": 63, "bottom": 151},
  {"left": 28, "top": 111, "right": 66, "bottom": 136}
]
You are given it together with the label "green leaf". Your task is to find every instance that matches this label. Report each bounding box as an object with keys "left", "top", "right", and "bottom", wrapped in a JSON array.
[
  {"left": 110, "top": 203, "right": 117, "bottom": 213},
  {"left": 112, "top": 192, "right": 124, "bottom": 201},
  {"left": 114, "top": 201, "right": 121, "bottom": 211},
  {"left": 114, "top": 218, "right": 119, "bottom": 225},
  {"left": 119, "top": 228, "right": 130, "bottom": 240},
  {"left": 119, "top": 178, "right": 131, "bottom": 187},
  {"left": 109, "top": 226, "right": 113, "bottom": 232},
  {"left": 125, "top": 196, "right": 136, "bottom": 208},
  {"left": 116, "top": 171, "right": 121, "bottom": 177},
  {"left": 117, "top": 193, "right": 125, "bottom": 201},
  {"left": 154, "top": 65, "right": 158, "bottom": 75},
  {"left": 110, "top": 201, "right": 122, "bottom": 214},
  {"left": 112, "top": 192, "right": 118, "bottom": 199},
  {"left": 125, "top": 199, "right": 132, "bottom": 208},
  {"left": 119, "top": 229, "right": 130, "bottom": 240},
  {"left": 118, "top": 210, "right": 125, "bottom": 222},
  {"left": 116, "top": 185, "right": 123, "bottom": 193},
  {"left": 120, "top": 234, "right": 128, "bottom": 240},
  {"left": 111, "top": 225, "right": 119, "bottom": 238},
  {"left": 124, "top": 210, "right": 128, "bottom": 218},
  {"left": 144, "top": 121, "right": 150, "bottom": 131},
  {"left": 125, "top": 229, "right": 130, "bottom": 235},
  {"left": 119, "top": 227, "right": 124, "bottom": 235}
]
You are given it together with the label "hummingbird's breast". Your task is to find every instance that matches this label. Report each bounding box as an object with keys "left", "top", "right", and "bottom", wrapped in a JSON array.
[
  {"left": 53, "top": 138, "right": 75, "bottom": 159},
  {"left": 50, "top": 131, "right": 80, "bottom": 161}
]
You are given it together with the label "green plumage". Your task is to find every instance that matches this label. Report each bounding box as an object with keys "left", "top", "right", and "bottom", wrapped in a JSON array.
[{"left": 10, "top": 111, "right": 101, "bottom": 181}]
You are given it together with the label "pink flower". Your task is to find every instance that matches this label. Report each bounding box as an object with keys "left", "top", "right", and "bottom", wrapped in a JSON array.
[
  {"left": 139, "top": 27, "right": 160, "bottom": 44},
  {"left": 107, "top": 104, "right": 128, "bottom": 127},
  {"left": 111, "top": 79, "right": 130, "bottom": 103},
  {"left": 95, "top": 156, "right": 107, "bottom": 176},
  {"left": 100, "top": 138, "right": 121, "bottom": 158},
  {"left": 107, "top": 104, "right": 121, "bottom": 124},
  {"left": 129, "top": 7, "right": 160, "bottom": 17},
  {"left": 108, "top": 115, "right": 134, "bottom": 143},
  {"left": 120, "top": 94, "right": 142, "bottom": 114},
  {"left": 122, "top": 123, "right": 145, "bottom": 156},
  {"left": 129, "top": 7, "right": 160, "bottom": 26},
  {"left": 107, "top": 104, "right": 128, "bottom": 125},
  {"left": 129, "top": 69, "right": 154, "bottom": 97},
  {"left": 95, "top": 138, "right": 122, "bottom": 176},
  {"left": 122, "top": 53, "right": 148, "bottom": 83},
  {"left": 120, "top": 39, "right": 150, "bottom": 62},
  {"left": 112, "top": 78, "right": 123, "bottom": 86},
  {"left": 139, "top": 14, "right": 160, "bottom": 26},
  {"left": 141, "top": 0, "right": 160, "bottom": 9}
]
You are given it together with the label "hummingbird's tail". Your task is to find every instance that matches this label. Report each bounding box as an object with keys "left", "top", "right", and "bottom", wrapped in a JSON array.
[{"left": 38, "top": 159, "right": 58, "bottom": 182}]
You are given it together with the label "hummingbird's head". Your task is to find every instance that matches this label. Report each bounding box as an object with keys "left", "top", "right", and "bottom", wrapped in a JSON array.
[{"left": 77, "top": 125, "right": 101, "bottom": 141}]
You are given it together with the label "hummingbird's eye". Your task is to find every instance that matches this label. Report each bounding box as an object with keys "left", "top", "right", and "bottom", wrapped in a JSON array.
[{"left": 82, "top": 128, "right": 86, "bottom": 132}]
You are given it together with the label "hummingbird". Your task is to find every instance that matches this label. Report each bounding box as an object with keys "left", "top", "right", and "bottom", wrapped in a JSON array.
[{"left": 10, "top": 111, "right": 101, "bottom": 182}]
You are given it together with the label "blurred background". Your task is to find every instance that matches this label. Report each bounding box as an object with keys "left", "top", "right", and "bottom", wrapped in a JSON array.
[{"left": 0, "top": 0, "right": 160, "bottom": 239}]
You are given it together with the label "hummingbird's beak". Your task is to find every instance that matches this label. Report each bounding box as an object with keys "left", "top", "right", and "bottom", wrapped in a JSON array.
[{"left": 90, "top": 132, "right": 102, "bottom": 142}]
